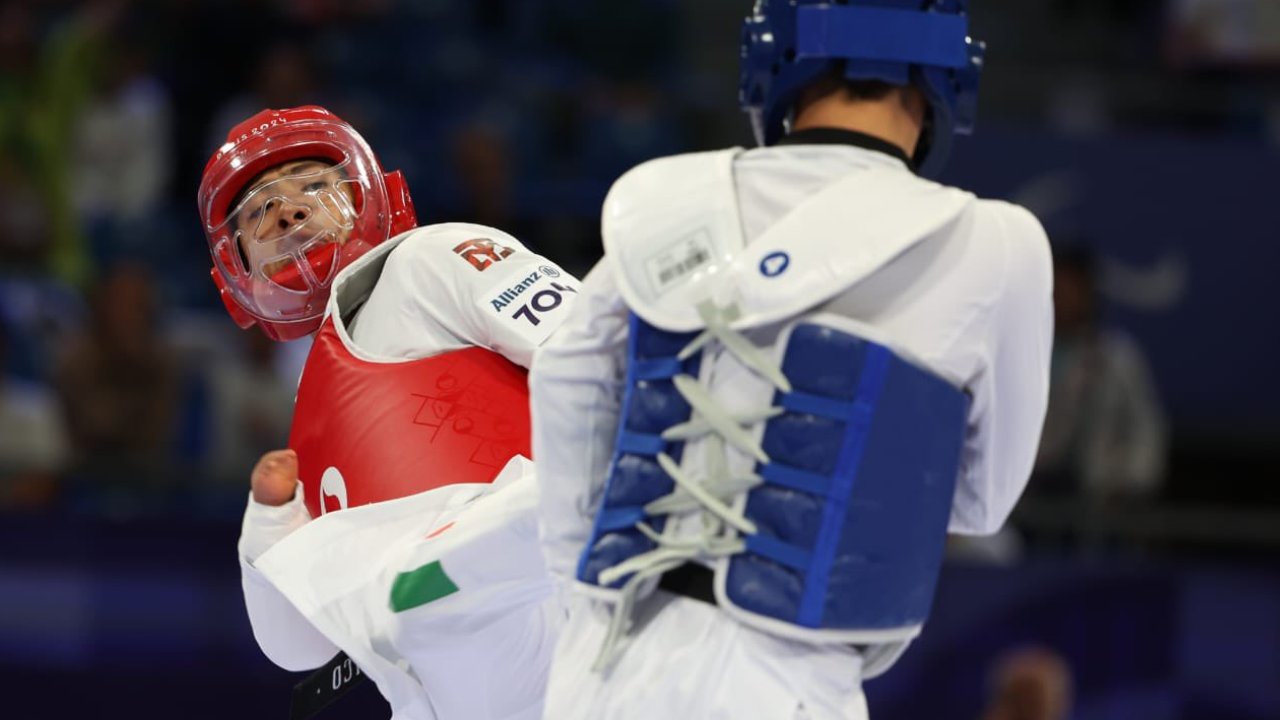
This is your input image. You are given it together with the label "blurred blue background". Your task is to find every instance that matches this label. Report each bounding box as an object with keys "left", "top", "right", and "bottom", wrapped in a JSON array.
[{"left": 1, "top": 0, "right": 1277, "bottom": 718}]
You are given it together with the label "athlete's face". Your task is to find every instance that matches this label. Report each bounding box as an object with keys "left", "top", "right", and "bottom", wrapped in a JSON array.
[{"left": 232, "top": 159, "right": 357, "bottom": 277}]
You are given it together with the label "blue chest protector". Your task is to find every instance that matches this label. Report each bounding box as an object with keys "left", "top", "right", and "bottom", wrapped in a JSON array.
[
  {"left": 577, "top": 315, "right": 703, "bottom": 588},
  {"left": 579, "top": 314, "right": 970, "bottom": 641}
]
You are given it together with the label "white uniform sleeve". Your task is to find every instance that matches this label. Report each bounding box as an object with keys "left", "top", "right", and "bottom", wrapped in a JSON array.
[
  {"left": 238, "top": 486, "right": 339, "bottom": 671},
  {"left": 949, "top": 204, "right": 1054, "bottom": 535},
  {"left": 529, "top": 261, "right": 630, "bottom": 584},
  {"left": 354, "top": 223, "right": 581, "bottom": 369}
]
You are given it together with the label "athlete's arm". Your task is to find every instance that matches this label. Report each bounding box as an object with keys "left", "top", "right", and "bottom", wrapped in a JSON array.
[
  {"left": 238, "top": 450, "right": 339, "bottom": 670},
  {"left": 353, "top": 223, "right": 581, "bottom": 368},
  {"left": 950, "top": 205, "right": 1054, "bottom": 535},
  {"left": 529, "top": 261, "right": 630, "bottom": 584}
]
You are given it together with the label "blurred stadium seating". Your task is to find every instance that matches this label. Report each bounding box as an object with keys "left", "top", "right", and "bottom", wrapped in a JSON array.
[{"left": 1, "top": 1, "right": 1276, "bottom": 718}]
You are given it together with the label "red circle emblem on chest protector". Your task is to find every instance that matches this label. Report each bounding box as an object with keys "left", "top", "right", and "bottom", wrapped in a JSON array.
[{"left": 289, "top": 317, "right": 532, "bottom": 518}]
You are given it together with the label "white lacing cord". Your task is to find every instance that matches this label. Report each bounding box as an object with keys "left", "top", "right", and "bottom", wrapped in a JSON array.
[{"left": 591, "top": 304, "right": 791, "bottom": 671}]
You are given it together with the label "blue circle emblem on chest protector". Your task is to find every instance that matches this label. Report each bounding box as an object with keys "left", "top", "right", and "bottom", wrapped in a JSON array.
[{"left": 760, "top": 251, "right": 790, "bottom": 278}]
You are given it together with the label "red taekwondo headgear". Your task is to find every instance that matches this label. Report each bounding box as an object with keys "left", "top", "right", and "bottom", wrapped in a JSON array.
[{"left": 198, "top": 106, "right": 417, "bottom": 341}]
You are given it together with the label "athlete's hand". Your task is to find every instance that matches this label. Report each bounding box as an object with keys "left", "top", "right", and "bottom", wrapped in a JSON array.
[{"left": 251, "top": 449, "right": 300, "bottom": 507}]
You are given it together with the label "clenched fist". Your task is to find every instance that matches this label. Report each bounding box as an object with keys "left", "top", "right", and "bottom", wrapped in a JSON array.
[{"left": 251, "top": 449, "right": 300, "bottom": 507}]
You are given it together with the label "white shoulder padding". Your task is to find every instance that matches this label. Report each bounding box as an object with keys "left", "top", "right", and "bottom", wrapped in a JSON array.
[
  {"left": 602, "top": 149, "right": 746, "bottom": 328},
  {"left": 328, "top": 227, "right": 415, "bottom": 321},
  {"left": 604, "top": 149, "right": 976, "bottom": 332}
]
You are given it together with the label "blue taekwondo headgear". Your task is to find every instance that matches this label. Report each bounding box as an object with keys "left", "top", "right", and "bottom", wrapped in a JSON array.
[{"left": 740, "top": 0, "right": 985, "bottom": 177}]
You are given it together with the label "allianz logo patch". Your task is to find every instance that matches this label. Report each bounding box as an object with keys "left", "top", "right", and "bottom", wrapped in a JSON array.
[{"left": 490, "top": 270, "right": 543, "bottom": 312}]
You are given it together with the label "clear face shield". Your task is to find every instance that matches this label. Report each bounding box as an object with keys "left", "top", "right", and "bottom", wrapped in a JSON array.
[{"left": 208, "top": 157, "right": 379, "bottom": 325}]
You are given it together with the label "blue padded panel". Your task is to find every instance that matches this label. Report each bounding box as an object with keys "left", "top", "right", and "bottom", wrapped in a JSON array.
[
  {"left": 623, "top": 378, "right": 690, "bottom": 435},
  {"left": 577, "top": 315, "right": 701, "bottom": 587},
  {"left": 726, "top": 553, "right": 805, "bottom": 622},
  {"left": 604, "top": 454, "right": 676, "bottom": 509},
  {"left": 760, "top": 413, "right": 847, "bottom": 476},
  {"left": 824, "top": 349, "right": 968, "bottom": 629},
  {"left": 782, "top": 325, "right": 869, "bottom": 401},
  {"left": 726, "top": 322, "right": 969, "bottom": 633},
  {"left": 579, "top": 527, "right": 654, "bottom": 588},
  {"left": 745, "top": 486, "right": 824, "bottom": 552}
]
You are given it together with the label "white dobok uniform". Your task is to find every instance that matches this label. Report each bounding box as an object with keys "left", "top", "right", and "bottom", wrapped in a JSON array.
[
  {"left": 238, "top": 223, "right": 579, "bottom": 720},
  {"left": 530, "top": 137, "right": 1054, "bottom": 719}
]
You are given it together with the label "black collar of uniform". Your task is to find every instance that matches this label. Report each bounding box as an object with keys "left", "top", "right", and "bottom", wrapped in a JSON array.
[{"left": 775, "top": 127, "right": 913, "bottom": 170}]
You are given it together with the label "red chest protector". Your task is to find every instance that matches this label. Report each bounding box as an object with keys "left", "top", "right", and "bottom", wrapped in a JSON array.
[{"left": 289, "top": 317, "right": 532, "bottom": 518}]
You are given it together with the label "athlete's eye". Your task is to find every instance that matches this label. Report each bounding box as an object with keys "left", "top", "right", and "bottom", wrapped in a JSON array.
[{"left": 304, "top": 181, "right": 327, "bottom": 193}]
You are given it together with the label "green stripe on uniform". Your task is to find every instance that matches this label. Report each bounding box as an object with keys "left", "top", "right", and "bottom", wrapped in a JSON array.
[{"left": 389, "top": 561, "right": 459, "bottom": 613}]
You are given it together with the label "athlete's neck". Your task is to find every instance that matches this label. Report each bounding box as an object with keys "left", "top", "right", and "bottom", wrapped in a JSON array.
[{"left": 791, "top": 87, "right": 925, "bottom": 162}]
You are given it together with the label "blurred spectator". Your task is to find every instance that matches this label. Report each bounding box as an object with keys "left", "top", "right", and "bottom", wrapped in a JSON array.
[
  {"left": 579, "top": 78, "right": 690, "bottom": 186},
  {"left": 981, "top": 646, "right": 1074, "bottom": 720},
  {"left": 444, "top": 118, "right": 573, "bottom": 263},
  {"left": 1033, "top": 245, "right": 1169, "bottom": 503},
  {"left": 1166, "top": 0, "right": 1280, "bottom": 67},
  {"left": 205, "top": 328, "right": 295, "bottom": 488},
  {"left": 0, "top": 159, "right": 51, "bottom": 271},
  {"left": 72, "top": 10, "right": 173, "bottom": 267},
  {"left": 281, "top": 0, "right": 396, "bottom": 26},
  {"left": 0, "top": 0, "right": 118, "bottom": 287},
  {"left": 0, "top": 276, "right": 87, "bottom": 384},
  {"left": 535, "top": 0, "right": 691, "bottom": 201},
  {"left": 207, "top": 40, "right": 323, "bottom": 155},
  {"left": 450, "top": 121, "right": 520, "bottom": 232},
  {"left": 0, "top": 315, "right": 68, "bottom": 510},
  {"left": 54, "top": 263, "right": 178, "bottom": 510},
  {"left": 540, "top": 0, "right": 678, "bottom": 84}
]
